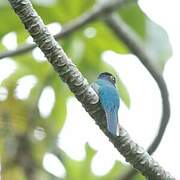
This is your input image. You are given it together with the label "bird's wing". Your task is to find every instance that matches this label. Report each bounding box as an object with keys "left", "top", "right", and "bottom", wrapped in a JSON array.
[
  {"left": 91, "top": 82, "right": 100, "bottom": 94},
  {"left": 92, "top": 79, "right": 120, "bottom": 136},
  {"left": 98, "top": 83, "right": 119, "bottom": 136},
  {"left": 98, "top": 83, "right": 120, "bottom": 110}
]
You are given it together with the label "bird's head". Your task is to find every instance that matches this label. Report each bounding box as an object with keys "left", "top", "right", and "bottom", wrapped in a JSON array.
[{"left": 98, "top": 72, "right": 116, "bottom": 85}]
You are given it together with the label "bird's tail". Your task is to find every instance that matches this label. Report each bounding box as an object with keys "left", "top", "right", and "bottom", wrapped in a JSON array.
[{"left": 105, "top": 109, "right": 118, "bottom": 136}]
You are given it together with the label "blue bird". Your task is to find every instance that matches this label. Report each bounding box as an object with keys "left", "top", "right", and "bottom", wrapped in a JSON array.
[{"left": 92, "top": 72, "right": 120, "bottom": 136}]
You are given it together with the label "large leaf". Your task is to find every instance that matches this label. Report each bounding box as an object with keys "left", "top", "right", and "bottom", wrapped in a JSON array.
[
  {"left": 144, "top": 20, "right": 172, "bottom": 71},
  {"left": 119, "top": 3, "right": 172, "bottom": 70},
  {"left": 34, "top": 0, "right": 95, "bottom": 24},
  {"left": 48, "top": 74, "right": 68, "bottom": 133},
  {"left": 119, "top": 3, "right": 146, "bottom": 39},
  {"left": 0, "top": 6, "right": 24, "bottom": 37},
  {"left": 62, "top": 144, "right": 125, "bottom": 180}
]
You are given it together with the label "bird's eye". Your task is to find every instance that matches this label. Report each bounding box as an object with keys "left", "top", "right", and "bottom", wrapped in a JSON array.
[{"left": 110, "top": 76, "right": 116, "bottom": 83}]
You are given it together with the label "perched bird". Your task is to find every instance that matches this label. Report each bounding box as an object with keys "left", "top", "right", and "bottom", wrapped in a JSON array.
[{"left": 92, "top": 72, "right": 120, "bottom": 136}]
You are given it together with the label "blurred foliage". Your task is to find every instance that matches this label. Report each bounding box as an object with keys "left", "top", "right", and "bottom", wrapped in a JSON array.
[
  {"left": 63, "top": 144, "right": 127, "bottom": 180},
  {"left": 0, "top": 0, "right": 171, "bottom": 180},
  {"left": 119, "top": 3, "right": 172, "bottom": 71}
]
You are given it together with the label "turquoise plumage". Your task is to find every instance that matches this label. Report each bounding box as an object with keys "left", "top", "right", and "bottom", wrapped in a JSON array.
[{"left": 92, "top": 72, "right": 120, "bottom": 136}]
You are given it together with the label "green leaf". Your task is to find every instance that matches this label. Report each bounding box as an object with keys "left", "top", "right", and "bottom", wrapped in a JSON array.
[
  {"left": 33, "top": 0, "right": 95, "bottom": 24},
  {"left": 144, "top": 20, "right": 172, "bottom": 71},
  {"left": 49, "top": 75, "right": 68, "bottom": 133},
  {"left": 15, "top": 54, "right": 51, "bottom": 78},
  {"left": 119, "top": 3, "right": 146, "bottom": 39},
  {"left": 0, "top": 6, "right": 25, "bottom": 38},
  {"left": 61, "top": 144, "right": 125, "bottom": 180},
  {"left": 102, "top": 161, "right": 125, "bottom": 180},
  {"left": 85, "top": 22, "right": 128, "bottom": 54},
  {"left": 63, "top": 144, "right": 96, "bottom": 180},
  {"left": 119, "top": 3, "right": 172, "bottom": 71}
]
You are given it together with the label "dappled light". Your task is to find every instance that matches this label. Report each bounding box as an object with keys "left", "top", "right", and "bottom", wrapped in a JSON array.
[
  {"left": 43, "top": 153, "right": 66, "bottom": 178},
  {"left": 2, "top": 32, "right": 17, "bottom": 50},
  {"left": 38, "top": 86, "right": 55, "bottom": 118},
  {"left": 15, "top": 75, "right": 38, "bottom": 100},
  {"left": 0, "top": 87, "right": 8, "bottom": 101}
]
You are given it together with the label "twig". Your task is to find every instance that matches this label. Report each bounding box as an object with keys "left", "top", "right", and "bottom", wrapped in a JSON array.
[
  {"left": 105, "top": 13, "right": 170, "bottom": 180},
  {"left": 7, "top": 0, "right": 174, "bottom": 179},
  {"left": 0, "top": 0, "right": 136, "bottom": 59}
]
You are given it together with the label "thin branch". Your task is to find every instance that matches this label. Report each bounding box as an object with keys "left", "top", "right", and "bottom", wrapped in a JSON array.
[
  {"left": 105, "top": 13, "right": 170, "bottom": 180},
  {"left": 0, "top": 0, "right": 136, "bottom": 59},
  {"left": 7, "top": 0, "right": 174, "bottom": 179}
]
